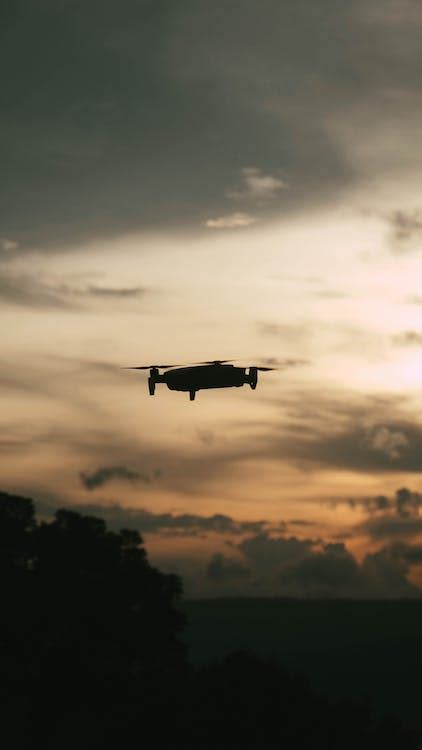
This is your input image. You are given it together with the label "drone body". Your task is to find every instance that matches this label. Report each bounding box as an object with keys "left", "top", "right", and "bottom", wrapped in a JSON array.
[{"left": 123, "top": 360, "right": 274, "bottom": 400}]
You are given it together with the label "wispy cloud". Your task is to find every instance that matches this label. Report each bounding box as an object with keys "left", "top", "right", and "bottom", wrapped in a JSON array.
[
  {"left": 392, "top": 331, "right": 422, "bottom": 346},
  {"left": 205, "top": 212, "right": 257, "bottom": 229},
  {"left": 226, "top": 167, "right": 287, "bottom": 202},
  {"left": 84, "top": 285, "right": 144, "bottom": 298},
  {"left": 0, "top": 237, "right": 19, "bottom": 253},
  {"left": 80, "top": 465, "right": 156, "bottom": 490},
  {"left": 0, "top": 269, "right": 146, "bottom": 309},
  {"left": 388, "top": 209, "right": 422, "bottom": 243},
  {"left": 0, "top": 271, "right": 73, "bottom": 309}
]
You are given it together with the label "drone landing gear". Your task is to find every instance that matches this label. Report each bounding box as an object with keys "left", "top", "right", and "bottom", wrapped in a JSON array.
[
  {"left": 249, "top": 366, "right": 258, "bottom": 390},
  {"left": 148, "top": 377, "right": 155, "bottom": 396},
  {"left": 189, "top": 390, "right": 196, "bottom": 401}
]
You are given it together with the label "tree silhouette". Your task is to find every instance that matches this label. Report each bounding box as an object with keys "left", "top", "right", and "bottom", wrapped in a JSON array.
[
  {"left": 0, "top": 490, "right": 419, "bottom": 749},
  {"left": 0, "top": 492, "right": 185, "bottom": 748}
]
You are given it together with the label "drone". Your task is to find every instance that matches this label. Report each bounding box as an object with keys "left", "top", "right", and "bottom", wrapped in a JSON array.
[{"left": 122, "top": 360, "right": 277, "bottom": 401}]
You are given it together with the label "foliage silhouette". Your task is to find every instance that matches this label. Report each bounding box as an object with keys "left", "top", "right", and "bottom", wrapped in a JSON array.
[{"left": 0, "top": 490, "right": 419, "bottom": 749}]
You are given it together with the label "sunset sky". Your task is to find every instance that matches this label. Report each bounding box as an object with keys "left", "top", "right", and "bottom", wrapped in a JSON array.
[{"left": 2, "top": 0, "right": 422, "bottom": 597}]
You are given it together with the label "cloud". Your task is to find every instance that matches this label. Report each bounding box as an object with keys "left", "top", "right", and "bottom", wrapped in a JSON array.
[
  {"left": 233, "top": 532, "right": 422, "bottom": 598},
  {"left": 326, "top": 485, "right": 422, "bottom": 545},
  {"left": 388, "top": 210, "right": 422, "bottom": 243},
  {"left": 406, "top": 294, "right": 422, "bottom": 305},
  {"left": 343, "top": 494, "right": 390, "bottom": 513},
  {"left": 0, "top": 268, "right": 146, "bottom": 309},
  {"left": 345, "top": 487, "right": 422, "bottom": 541},
  {"left": 258, "top": 321, "right": 311, "bottom": 344},
  {"left": 0, "top": 270, "right": 75, "bottom": 309},
  {"left": 360, "top": 487, "right": 422, "bottom": 517},
  {"left": 364, "top": 426, "right": 409, "bottom": 460},
  {"left": 171, "top": 535, "right": 422, "bottom": 597},
  {"left": 226, "top": 167, "right": 287, "bottom": 202},
  {"left": 256, "top": 356, "right": 309, "bottom": 369},
  {"left": 392, "top": 331, "right": 422, "bottom": 346},
  {"left": 5, "top": 1, "right": 422, "bottom": 248},
  {"left": 362, "top": 515, "right": 422, "bottom": 541},
  {"left": 238, "top": 533, "right": 315, "bottom": 574},
  {"left": 206, "top": 553, "right": 251, "bottom": 582},
  {"left": 84, "top": 285, "right": 144, "bottom": 298},
  {"left": 395, "top": 487, "right": 422, "bottom": 517},
  {"left": 361, "top": 545, "right": 421, "bottom": 597},
  {"left": 80, "top": 466, "right": 150, "bottom": 490},
  {"left": 205, "top": 212, "right": 257, "bottom": 229},
  {"left": 35, "top": 499, "right": 268, "bottom": 537},
  {"left": 357, "top": 486, "right": 422, "bottom": 540},
  {"left": 266, "top": 391, "right": 422, "bottom": 474},
  {"left": 0, "top": 237, "right": 19, "bottom": 253},
  {"left": 19, "top": 489, "right": 422, "bottom": 597},
  {"left": 279, "top": 543, "right": 363, "bottom": 597},
  {"left": 312, "top": 288, "right": 349, "bottom": 300},
  {"left": 389, "top": 541, "right": 422, "bottom": 565},
  {"left": 196, "top": 429, "right": 216, "bottom": 446}
]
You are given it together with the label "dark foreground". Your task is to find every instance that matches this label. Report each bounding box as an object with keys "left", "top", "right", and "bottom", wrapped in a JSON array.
[
  {"left": 1, "top": 491, "right": 420, "bottom": 749},
  {"left": 184, "top": 597, "right": 422, "bottom": 732}
]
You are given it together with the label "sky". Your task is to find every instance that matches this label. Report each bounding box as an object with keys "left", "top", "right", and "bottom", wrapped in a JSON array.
[{"left": 2, "top": 0, "right": 422, "bottom": 597}]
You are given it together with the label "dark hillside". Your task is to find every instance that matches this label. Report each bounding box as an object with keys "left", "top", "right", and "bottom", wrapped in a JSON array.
[{"left": 183, "top": 597, "right": 422, "bottom": 730}]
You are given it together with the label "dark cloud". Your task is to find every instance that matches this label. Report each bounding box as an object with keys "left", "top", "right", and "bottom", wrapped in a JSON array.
[
  {"left": 35, "top": 499, "right": 268, "bottom": 537},
  {"left": 267, "top": 392, "right": 422, "bottom": 473},
  {"left": 361, "top": 515, "right": 422, "bottom": 541},
  {"left": 342, "top": 487, "right": 422, "bottom": 541},
  {"left": 238, "top": 533, "right": 315, "bottom": 574},
  {"left": 343, "top": 494, "right": 390, "bottom": 513},
  {"left": 342, "top": 486, "right": 422, "bottom": 519},
  {"left": 80, "top": 466, "right": 151, "bottom": 490},
  {"left": 361, "top": 545, "right": 421, "bottom": 597},
  {"left": 206, "top": 553, "right": 251, "bottom": 582},
  {"left": 279, "top": 543, "right": 364, "bottom": 597},
  {"left": 395, "top": 487, "right": 422, "bottom": 517},
  {"left": 237, "top": 534, "right": 421, "bottom": 598},
  {"left": 21, "top": 490, "right": 422, "bottom": 597},
  {"left": 330, "top": 487, "right": 422, "bottom": 540},
  {"left": 389, "top": 541, "right": 422, "bottom": 565},
  {"left": 3, "top": 1, "right": 421, "bottom": 249}
]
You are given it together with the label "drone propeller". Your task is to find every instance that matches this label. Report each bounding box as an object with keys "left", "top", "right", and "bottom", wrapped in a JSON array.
[
  {"left": 254, "top": 366, "right": 277, "bottom": 371},
  {"left": 121, "top": 364, "right": 176, "bottom": 370},
  {"left": 195, "top": 359, "right": 235, "bottom": 365}
]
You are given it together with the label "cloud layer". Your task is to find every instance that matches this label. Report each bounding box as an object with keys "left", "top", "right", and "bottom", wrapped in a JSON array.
[{"left": 4, "top": 1, "right": 422, "bottom": 248}]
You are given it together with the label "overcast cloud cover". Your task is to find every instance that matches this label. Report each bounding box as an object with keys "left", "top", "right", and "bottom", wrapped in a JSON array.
[
  {"left": 2, "top": 1, "right": 422, "bottom": 597},
  {"left": 3, "top": 0, "right": 422, "bottom": 249}
]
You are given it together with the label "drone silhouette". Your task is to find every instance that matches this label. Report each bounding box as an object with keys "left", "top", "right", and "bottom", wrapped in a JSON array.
[{"left": 122, "top": 360, "right": 277, "bottom": 401}]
